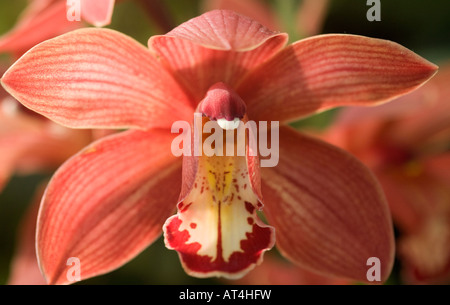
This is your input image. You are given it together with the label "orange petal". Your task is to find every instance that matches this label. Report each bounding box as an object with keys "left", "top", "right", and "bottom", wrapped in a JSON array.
[
  {"left": 239, "top": 34, "right": 438, "bottom": 123},
  {"left": 261, "top": 126, "right": 395, "bottom": 283},
  {"left": 37, "top": 129, "right": 181, "bottom": 284},
  {"left": 149, "top": 10, "right": 288, "bottom": 104},
  {"left": 1, "top": 28, "right": 193, "bottom": 129}
]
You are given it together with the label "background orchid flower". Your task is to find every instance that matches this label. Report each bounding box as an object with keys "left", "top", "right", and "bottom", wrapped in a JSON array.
[
  {"left": 203, "top": 0, "right": 329, "bottom": 39},
  {"left": 0, "top": 10, "right": 438, "bottom": 285},
  {"left": 0, "top": 0, "right": 115, "bottom": 56},
  {"left": 0, "top": 95, "right": 114, "bottom": 284},
  {"left": 0, "top": 94, "right": 94, "bottom": 193},
  {"left": 322, "top": 64, "right": 450, "bottom": 284}
]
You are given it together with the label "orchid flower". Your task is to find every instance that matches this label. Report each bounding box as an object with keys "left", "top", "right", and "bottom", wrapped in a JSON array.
[
  {"left": 323, "top": 65, "right": 450, "bottom": 284},
  {"left": 1, "top": 10, "right": 438, "bottom": 284},
  {"left": 0, "top": 0, "right": 115, "bottom": 56}
]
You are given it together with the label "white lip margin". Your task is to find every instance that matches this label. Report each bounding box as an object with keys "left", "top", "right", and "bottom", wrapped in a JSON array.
[{"left": 217, "top": 118, "right": 240, "bottom": 130}]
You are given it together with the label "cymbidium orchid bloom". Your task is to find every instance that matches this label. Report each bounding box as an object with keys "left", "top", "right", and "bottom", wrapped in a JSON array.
[
  {"left": 323, "top": 65, "right": 450, "bottom": 284},
  {"left": 0, "top": 0, "right": 115, "bottom": 56},
  {"left": 1, "top": 10, "right": 438, "bottom": 284}
]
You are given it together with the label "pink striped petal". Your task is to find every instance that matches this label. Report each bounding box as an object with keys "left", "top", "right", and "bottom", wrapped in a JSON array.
[
  {"left": 238, "top": 34, "right": 438, "bottom": 123},
  {"left": 37, "top": 129, "right": 181, "bottom": 284},
  {"left": 149, "top": 10, "right": 288, "bottom": 104},
  {"left": 261, "top": 126, "right": 395, "bottom": 283},
  {"left": 81, "top": 0, "right": 115, "bottom": 27},
  {"left": 1, "top": 28, "right": 193, "bottom": 129}
]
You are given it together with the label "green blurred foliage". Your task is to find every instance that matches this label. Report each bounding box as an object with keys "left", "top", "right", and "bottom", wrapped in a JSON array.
[
  {"left": 0, "top": 0, "right": 27, "bottom": 34},
  {"left": 0, "top": 0, "right": 449, "bottom": 285}
]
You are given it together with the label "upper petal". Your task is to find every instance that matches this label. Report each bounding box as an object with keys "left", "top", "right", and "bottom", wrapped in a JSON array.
[
  {"left": 238, "top": 34, "right": 438, "bottom": 123},
  {"left": 261, "top": 126, "right": 395, "bottom": 283},
  {"left": 1, "top": 28, "right": 194, "bottom": 130},
  {"left": 37, "top": 129, "right": 181, "bottom": 284},
  {"left": 148, "top": 10, "right": 288, "bottom": 104}
]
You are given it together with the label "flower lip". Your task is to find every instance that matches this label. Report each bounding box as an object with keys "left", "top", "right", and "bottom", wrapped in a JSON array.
[{"left": 198, "top": 82, "right": 247, "bottom": 122}]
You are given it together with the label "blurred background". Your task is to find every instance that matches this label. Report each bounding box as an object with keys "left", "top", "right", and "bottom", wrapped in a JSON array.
[{"left": 0, "top": 0, "right": 449, "bottom": 285}]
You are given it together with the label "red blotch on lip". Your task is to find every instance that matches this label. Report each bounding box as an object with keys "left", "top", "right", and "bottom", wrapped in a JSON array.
[
  {"left": 165, "top": 212, "right": 273, "bottom": 277},
  {"left": 190, "top": 223, "right": 197, "bottom": 229},
  {"left": 178, "top": 202, "right": 192, "bottom": 213},
  {"left": 244, "top": 201, "right": 255, "bottom": 214}
]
